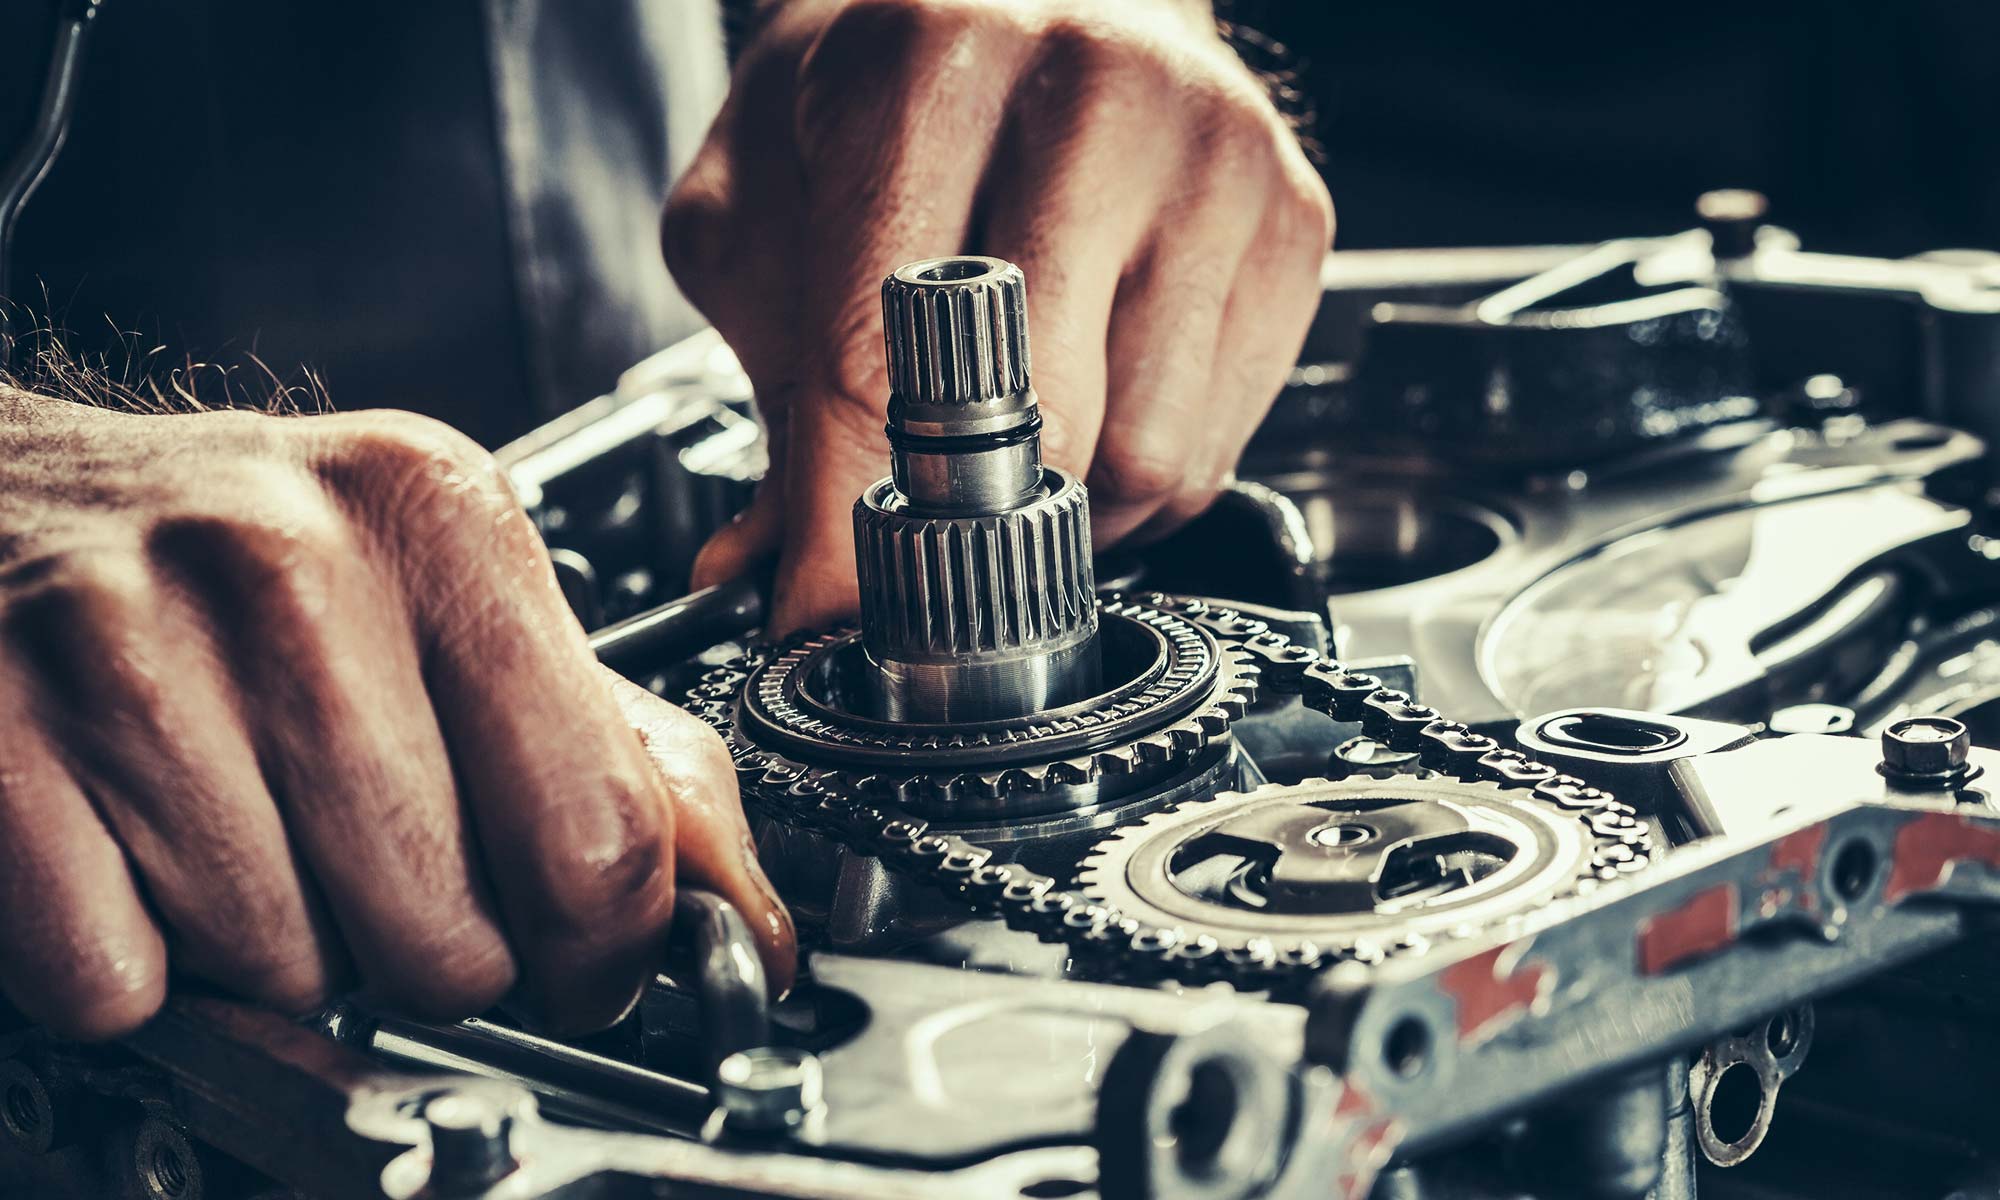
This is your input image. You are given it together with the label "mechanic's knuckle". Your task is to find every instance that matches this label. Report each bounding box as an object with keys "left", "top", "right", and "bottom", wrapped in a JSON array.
[
  {"left": 5, "top": 554, "right": 136, "bottom": 634},
  {"left": 675, "top": 708, "right": 739, "bottom": 782},
  {"left": 149, "top": 500, "right": 349, "bottom": 611},
  {"left": 1273, "top": 171, "right": 1336, "bottom": 252},
  {"left": 4, "top": 554, "right": 157, "bottom": 690},
  {"left": 37, "top": 955, "right": 166, "bottom": 1042},
  {"left": 320, "top": 411, "right": 512, "bottom": 514},
  {"left": 812, "top": 324, "right": 896, "bottom": 423},
  {"left": 1032, "top": 17, "right": 1136, "bottom": 86},
  {"left": 660, "top": 172, "right": 733, "bottom": 299},
  {"left": 226, "top": 941, "right": 334, "bottom": 1016},
  {"left": 536, "top": 807, "right": 672, "bottom": 940},
  {"left": 1091, "top": 435, "right": 1189, "bottom": 506},
  {"left": 1186, "top": 91, "right": 1277, "bottom": 182},
  {"left": 381, "top": 929, "right": 517, "bottom": 1020},
  {"left": 800, "top": 0, "right": 933, "bottom": 92}
]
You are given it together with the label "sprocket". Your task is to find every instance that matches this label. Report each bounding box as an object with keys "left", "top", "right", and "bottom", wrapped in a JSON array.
[
  {"left": 684, "top": 594, "right": 1275, "bottom": 818},
  {"left": 1075, "top": 775, "right": 1652, "bottom": 963}
]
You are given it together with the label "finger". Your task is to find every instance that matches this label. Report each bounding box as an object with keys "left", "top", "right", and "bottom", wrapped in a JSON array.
[
  {"left": 970, "top": 29, "right": 1187, "bottom": 482},
  {"left": 1128, "top": 174, "right": 1331, "bottom": 545},
  {"left": 762, "top": 387, "right": 888, "bottom": 634},
  {"left": 149, "top": 513, "right": 518, "bottom": 1020},
  {"left": 0, "top": 681, "right": 166, "bottom": 1041},
  {"left": 661, "top": 20, "right": 810, "bottom": 374},
  {"left": 1153, "top": 149, "right": 1333, "bottom": 537},
  {"left": 315, "top": 414, "right": 680, "bottom": 1034},
  {"left": 1088, "top": 119, "right": 1278, "bottom": 546},
  {"left": 689, "top": 488, "right": 783, "bottom": 594},
  {"left": 604, "top": 669, "right": 797, "bottom": 995},
  {"left": 8, "top": 554, "right": 338, "bottom": 1015},
  {"left": 668, "top": 36, "right": 811, "bottom": 602},
  {"left": 758, "top": 5, "right": 1031, "bottom": 634}
]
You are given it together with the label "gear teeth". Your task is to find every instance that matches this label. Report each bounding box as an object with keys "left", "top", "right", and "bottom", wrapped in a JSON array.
[
  {"left": 712, "top": 597, "right": 1281, "bottom": 814},
  {"left": 854, "top": 474, "right": 1096, "bottom": 659},
  {"left": 1072, "top": 774, "right": 1652, "bottom": 973}
]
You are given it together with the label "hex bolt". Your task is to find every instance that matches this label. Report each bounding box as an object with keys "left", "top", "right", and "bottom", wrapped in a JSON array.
[
  {"left": 714, "top": 1047, "right": 823, "bottom": 1134},
  {"left": 423, "top": 1092, "right": 518, "bottom": 1192},
  {"left": 1879, "top": 716, "right": 1973, "bottom": 783},
  {"left": 1696, "top": 189, "right": 1769, "bottom": 260}
]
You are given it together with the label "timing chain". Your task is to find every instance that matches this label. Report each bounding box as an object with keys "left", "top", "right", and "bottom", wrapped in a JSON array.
[{"left": 696, "top": 601, "right": 1656, "bottom": 991}]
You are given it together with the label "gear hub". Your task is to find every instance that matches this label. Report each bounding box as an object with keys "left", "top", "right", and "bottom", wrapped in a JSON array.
[
  {"left": 1076, "top": 776, "right": 1643, "bottom": 962},
  {"left": 857, "top": 257, "right": 1101, "bottom": 723},
  {"left": 690, "top": 257, "right": 1284, "bottom": 822}
]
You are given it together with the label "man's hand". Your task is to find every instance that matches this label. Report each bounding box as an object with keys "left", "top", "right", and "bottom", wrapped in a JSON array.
[
  {"left": 0, "top": 394, "right": 793, "bottom": 1041},
  {"left": 665, "top": 0, "right": 1332, "bottom": 632}
]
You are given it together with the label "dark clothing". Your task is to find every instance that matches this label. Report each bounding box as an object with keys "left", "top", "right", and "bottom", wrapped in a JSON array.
[
  {"left": 3, "top": 2, "right": 1994, "bottom": 449},
  {"left": 1, "top": 0, "right": 725, "bottom": 447}
]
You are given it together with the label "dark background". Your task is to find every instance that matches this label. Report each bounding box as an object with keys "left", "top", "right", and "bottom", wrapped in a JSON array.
[
  {"left": 1249, "top": 0, "right": 2000, "bottom": 255},
  {"left": 3, "top": 0, "right": 1997, "bottom": 439}
]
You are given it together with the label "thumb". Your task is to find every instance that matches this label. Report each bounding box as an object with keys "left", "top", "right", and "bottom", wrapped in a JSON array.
[
  {"left": 690, "top": 482, "right": 784, "bottom": 594},
  {"left": 763, "top": 391, "right": 890, "bottom": 636},
  {"left": 602, "top": 668, "right": 797, "bottom": 996}
]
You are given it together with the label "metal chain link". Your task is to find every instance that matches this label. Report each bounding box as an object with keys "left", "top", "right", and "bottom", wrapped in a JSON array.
[{"left": 691, "top": 596, "right": 1655, "bottom": 992}]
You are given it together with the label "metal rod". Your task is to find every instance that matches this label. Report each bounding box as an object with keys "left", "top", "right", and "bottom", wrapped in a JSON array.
[
  {"left": 673, "top": 890, "right": 772, "bottom": 1077},
  {"left": 328, "top": 1009, "right": 711, "bottom": 1133},
  {"left": 0, "top": 0, "right": 103, "bottom": 311},
  {"left": 588, "top": 574, "right": 766, "bottom": 675}
]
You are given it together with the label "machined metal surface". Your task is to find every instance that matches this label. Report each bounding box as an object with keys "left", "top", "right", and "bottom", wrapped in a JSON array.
[
  {"left": 1688, "top": 1005, "right": 1813, "bottom": 1167},
  {"left": 1075, "top": 776, "right": 1613, "bottom": 961},
  {"left": 703, "top": 595, "right": 1271, "bottom": 818},
  {"left": 21, "top": 214, "right": 2000, "bottom": 1200},
  {"left": 857, "top": 256, "right": 1102, "bottom": 721}
]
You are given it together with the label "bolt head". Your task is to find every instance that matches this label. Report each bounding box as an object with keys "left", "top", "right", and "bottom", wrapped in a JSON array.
[
  {"left": 716, "top": 1048, "right": 823, "bottom": 1133},
  {"left": 424, "top": 1092, "right": 517, "bottom": 1189},
  {"left": 1881, "top": 716, "right": 1972, "bottom": 780}
]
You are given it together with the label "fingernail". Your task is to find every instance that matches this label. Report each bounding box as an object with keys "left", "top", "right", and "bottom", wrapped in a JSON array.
[{"left": 739, "top": 830, "right": 785, "bottom": 914}]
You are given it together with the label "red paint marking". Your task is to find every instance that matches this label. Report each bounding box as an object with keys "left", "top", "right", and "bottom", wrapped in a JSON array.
[
  {"left": 1436, "top": 943, "right": 1550, "bottom": 1044},
  {"left": 1636, "top": 883, "right": 1739, "bottom": 975},
  {"left": 1766, "top": 825, "right": 1827, "bottom": 880},
  {"left": 1885, "top": 812, "right": 2000, "bottom": 903},
  {"left": 1336, "top": 1118, "right": 1404, "bottom": 1200},
  {"left": 1334, "top": 1079, "right": 1372, "bottom": 1118}
]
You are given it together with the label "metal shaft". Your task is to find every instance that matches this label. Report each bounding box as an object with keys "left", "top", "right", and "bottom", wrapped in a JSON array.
[{"left": 856, "top": 257, "right": 1101, "bottom": 723}]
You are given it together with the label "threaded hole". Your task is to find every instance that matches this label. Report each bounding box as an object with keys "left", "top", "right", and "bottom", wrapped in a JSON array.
[
  {"left": 148, "top": 1141, "right": 191, "bottom": 1196},
  {"left": 4, "top": 1083, "right": 41, "bottom": 1135}
]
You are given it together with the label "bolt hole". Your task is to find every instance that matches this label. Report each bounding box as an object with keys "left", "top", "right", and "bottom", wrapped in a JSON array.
[
  {"left": 1892, "top": 432, "right": 1951, "bottom": 453},
  {"left": 1023, "top": 1181, "right": 1091, "bottom": 1199},
  {"left": 1832, "top": 839, "right": 1879, "bottom": 904},
  {"left": 1562, "top": 714, "right": 1680, "bottom": 750},
  {"left": 1706, "top": 1062, "right": 1765, "bottom": 1147},
  {"left": 1767, "top": 1010, "right": 1802, "bottom": 1059},
  {"left": 148, "top": 1142, "right": 191, "bottom": 1197},
  {"left": 1169, "top": 1060, "right": 1239, "bottom": 1179},
  {"left": 1382, "top": 1016, "right": 1431, "bottom": 1080}
]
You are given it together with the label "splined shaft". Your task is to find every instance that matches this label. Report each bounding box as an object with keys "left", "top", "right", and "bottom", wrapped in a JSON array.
[{"left": 855, "top": 257, "right": 1101, "bottom": 723}]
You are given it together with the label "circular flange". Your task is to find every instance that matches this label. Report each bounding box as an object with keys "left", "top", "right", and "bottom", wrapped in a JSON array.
[
  {"left": 1076, "top": 777, "right": 1604, "bottom": 959},
  {"left": 737, "top": 600, "right": 1226, "bottom": 769},
  {"left": 686, "top": 596, "right": 1266, "bottom": 816}
]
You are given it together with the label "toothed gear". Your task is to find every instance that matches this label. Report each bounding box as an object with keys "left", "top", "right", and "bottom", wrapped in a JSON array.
[
  {"left": 678, "top": 604, "right": 1655, "bottom": 990},
  {"left": 687, "top": 594, "right": 1268, "bottom": 817},
  {"left": 1074, "top": 776, "right": 1649, "bottom": 962}
]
